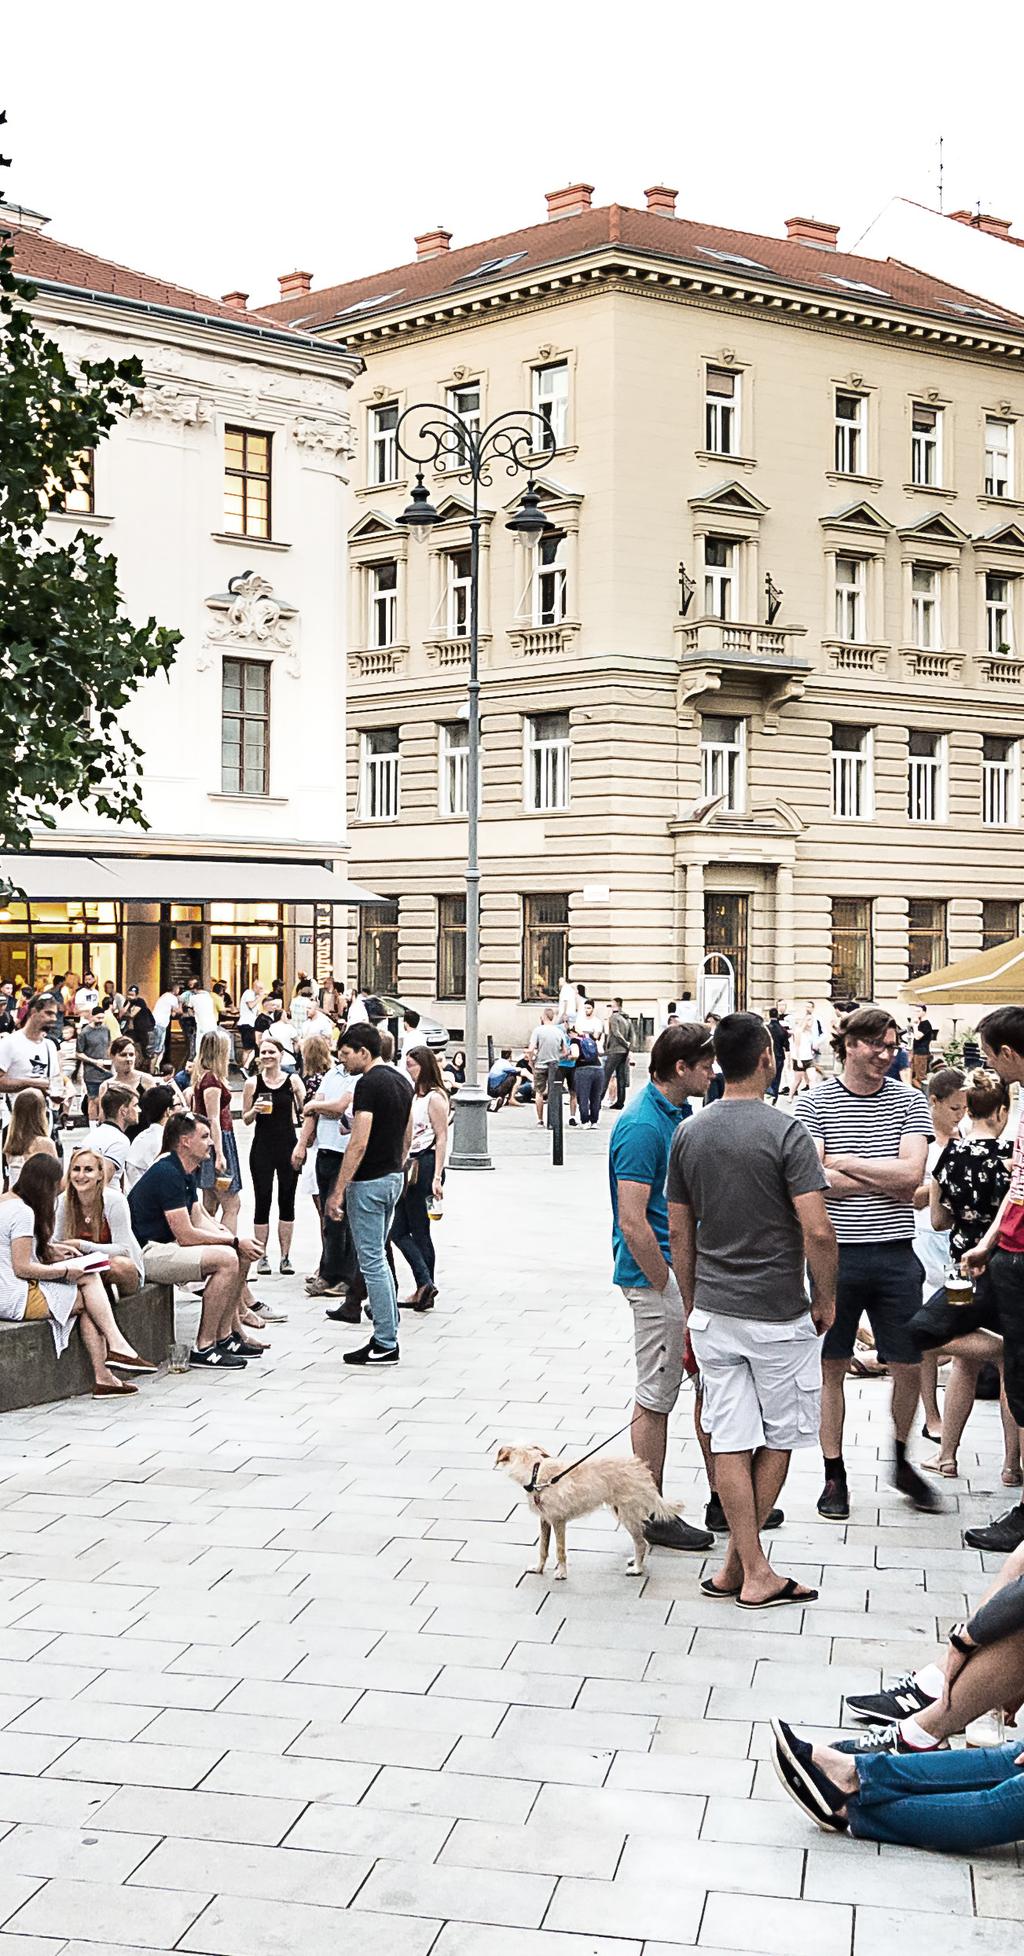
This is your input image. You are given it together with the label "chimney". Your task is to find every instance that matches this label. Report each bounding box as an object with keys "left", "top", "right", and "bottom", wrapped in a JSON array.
[
  {"left": 414, "top": 228, "right": 452, "bottom": 260},
  {"left": 221, "top": 290, "right": 249, "bottom": 311},
  {"left": 949, "top": 208, "right": 1014, "bottom": 239},
  {"left": 278, "top": 269, "right": 313, "bottom": 299},
  {"left": 784, "top": 215, "right": 840, "bottom": 250},
  {"left": 545, "top": 182, "right": 594, "bottom": 221},
  {"left": 645, "top": 184, "right": 678, "bottom": 217}
]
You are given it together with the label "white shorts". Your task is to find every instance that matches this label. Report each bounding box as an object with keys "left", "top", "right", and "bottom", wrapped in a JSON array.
[{"left": 689, "top": 1308, "right": 822, "bottom": 1454}]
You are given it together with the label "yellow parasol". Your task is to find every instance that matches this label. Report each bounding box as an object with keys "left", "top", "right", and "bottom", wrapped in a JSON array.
[{"left": 902, "top": 934, "right": 1024, "bottom": 1008}]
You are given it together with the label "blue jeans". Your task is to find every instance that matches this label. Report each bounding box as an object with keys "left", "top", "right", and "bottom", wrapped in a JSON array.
[
  {"left": 849, "top": 1742, "right": 1024, "bottom": 1851},
  {"left": 346, "top": 1172, "right": 403, "bottom": 1349},
  {"left": 574, "top": 1064, "right": 604, "bottom": 1125}
]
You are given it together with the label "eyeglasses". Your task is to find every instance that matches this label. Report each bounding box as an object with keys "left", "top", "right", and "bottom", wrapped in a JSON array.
[{"left": 862, "top": 1040, "right": 898, "bottom": 1056}]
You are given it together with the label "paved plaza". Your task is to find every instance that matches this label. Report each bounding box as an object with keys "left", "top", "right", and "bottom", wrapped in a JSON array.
[{"left": 0, "top": 1111, "right": 1019, "bottom": 1954}]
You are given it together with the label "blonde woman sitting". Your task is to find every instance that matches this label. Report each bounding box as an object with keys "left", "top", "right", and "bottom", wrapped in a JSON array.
[
  {"left": 57, "top": 1146, "right": 143, "bottom": 1300},
  {"left": 0, "top": 1154, "right": 154, "bottom": 1395}
]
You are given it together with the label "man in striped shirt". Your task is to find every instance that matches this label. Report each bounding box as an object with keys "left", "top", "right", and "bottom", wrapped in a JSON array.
[{"left": 795, "top": 1005, "right": 937, "bottom": 1520}]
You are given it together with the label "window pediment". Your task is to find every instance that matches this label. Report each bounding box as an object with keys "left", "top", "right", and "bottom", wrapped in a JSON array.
[
  {"left": 897, "top": 512, "right": 969, "bottom": 547},
  {"left": 348, "top": 509, "right": 404, "bottom": 544},
  {"left": 502, "top": 475, "right": 582, "bottom": 515},
  {"left": 688, "top": 479, "right": 769, "bottom": 518},
  {"left": 820, "top": 499, "right": 893, "bottom": 535},
  {"left": 975, "top": 520, "right": 1024, "bottom": 553}
]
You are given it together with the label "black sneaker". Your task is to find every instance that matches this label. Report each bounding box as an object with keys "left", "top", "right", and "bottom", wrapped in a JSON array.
[
  {"left": 219, "top": 1335, "right": 264, "bottom": 1360},
  {"left": 770, "top": 1719, "right": 850, "bottom": 1824},
  {"left": 326, "top": 1302, "right": 362, "bottom": 1324},
  {"left": 894, "top": 1460, "right": 942, "bottom": 1512},
  {"left": 643, "top": 1514, "right": 714, "bottom": 1552},
  {"left": 190, "top": 1344, "right": 246, "bottom": 1370},
  {"left": 845, "top": 1673, "right": 938, "bottom": 1726},
  {"left": 832, "top": 1722, "right": 947, "bottom": 1757},
  {"left": 817, "top": 1477, "right": 849, "bottom": 1522},
  {"left": 343, "top": 1338, "right": 400, "bottom": 1366},
  {"left": 963, "top": 1505, "right": 1024, "bottom": 1553},
  {"left": 705, "top": 1494, "right": 784, "bottom": 1534}
]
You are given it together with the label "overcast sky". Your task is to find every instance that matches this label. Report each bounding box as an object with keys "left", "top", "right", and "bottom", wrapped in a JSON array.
[{"left": 5, "top": 2, "right": 1024, "bottom": 309}]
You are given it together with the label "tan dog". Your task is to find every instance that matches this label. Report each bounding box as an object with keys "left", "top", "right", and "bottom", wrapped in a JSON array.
[{"left": 496, "top": 1443, "right": 680, "bottom": 1579}]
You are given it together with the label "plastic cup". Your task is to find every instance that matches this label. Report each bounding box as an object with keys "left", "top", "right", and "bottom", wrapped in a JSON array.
[{"left": 169, "top": 1342, "right": 191, "bottom": 1373}]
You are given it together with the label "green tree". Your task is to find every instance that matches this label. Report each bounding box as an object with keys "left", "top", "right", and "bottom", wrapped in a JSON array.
[{"left": 0, "top": 122, "right": 181, "bottom": 863}]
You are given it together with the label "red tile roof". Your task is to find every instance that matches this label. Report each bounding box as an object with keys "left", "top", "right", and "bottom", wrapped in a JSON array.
[
  {"left": 2, "top": 220, "right": 282, "bottom": 329},
  {"left": 259, "top": 202, "right": 1024, "bottom": 335}
]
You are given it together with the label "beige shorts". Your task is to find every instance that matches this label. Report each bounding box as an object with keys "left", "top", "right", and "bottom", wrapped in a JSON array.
[
  {"left": 690, "top": 1307, "right": 822, "bottom": 1454},
  {"left": 142, "top": 1241, "right": 207, "bottom": 1286},
  {"left": 622, "top": 1270, "right": 686, "bottom": 1415}
]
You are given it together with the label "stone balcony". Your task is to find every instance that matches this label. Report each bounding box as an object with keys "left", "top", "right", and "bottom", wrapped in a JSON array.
[
  {"left": 675, "top": 616, "right": 811, "bottom": 730},
  {"left": 507, "top": 621, "right": 580, "bottom": 659},
  {"left": 347, "top": 645, "right": 408, "bottom": 683}
]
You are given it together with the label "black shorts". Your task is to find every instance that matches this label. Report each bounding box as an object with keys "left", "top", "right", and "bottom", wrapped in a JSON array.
[
  {"left": 238, "top": 1024, "right": 257, "bottom": 1052},
  {"left": 823, "top": 1239, "right": 924, "bottom": 1368},
  {"left": 909, "top": 1272, "right": 1002, "bottom": 1353},
  {"left": 989, "top": 1250, "right": 1024, "bottom": 1426}
]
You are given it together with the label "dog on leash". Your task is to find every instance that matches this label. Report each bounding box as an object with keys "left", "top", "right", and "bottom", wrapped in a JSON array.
[{"left": 495, "top": 1443, "right": 680, "bottom": 1579}]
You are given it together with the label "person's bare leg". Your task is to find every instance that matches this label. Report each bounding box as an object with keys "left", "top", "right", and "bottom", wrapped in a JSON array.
[
  {"left": 632, "top": 1404, "right": 667, "bottom": 1491},
  {"left": 78, "top": 1274, "right": 140, "bottom": 1359},
  {"left": 77, "top": 1310, "right": 120, "bottom": 1388},
  {"left": 715, "top": 1448, "right": 794, "bottom": 1598},
  {"left": 202, "top": 1189, "right": 218, "bottom": 1218},
  {"left": 915, "top": 1629, "right": 1024, "bottom": 1741},
  {"left": 938, "top": 1341, "right": 998, "bottom": 1462},
  {"left": 920, "top": 1351, "right": 942, "bottom": 1438},
  {"left": 105, "top": 1259, "right": 139, "bottom": 1297},
  {"left": 999, "top": 1386, "right": 1023, "bottom": 1481},
  {"left": 889, "top": 1361, "right": 922, "bottom": 1446},
  {"left": 694, "top": 1389, "right": 716, "bottom": 1498},
  {"left": 219, "top": 1189, "right": 240, "bottom": 1233},
  {"left": 820, "top": 1358, "right": 847, "bottom": 1456},
  {"left": 197, "top": 1266, "right": 236, "bottom": 1348},
  {"left": 253, "top": 1224, "right": 270, "bottom": 1258},
  {"left": 278, "top": 1219, "right": 294, "bottom": 1260}
]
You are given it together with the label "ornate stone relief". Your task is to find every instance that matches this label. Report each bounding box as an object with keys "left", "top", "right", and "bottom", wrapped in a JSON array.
[
  {"left": 204, "top": 570, "right": 299, "bottom": 675},
  {"left": 137, "top": 382, "right": 212, "bottom": 426},
  {"left": 290, "top": 414, "right": 355, "bottom": 463}
]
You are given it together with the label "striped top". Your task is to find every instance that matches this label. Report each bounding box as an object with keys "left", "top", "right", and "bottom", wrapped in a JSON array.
[{"left": 794, "top": 1076, "right": 933, "bottom": 1242}]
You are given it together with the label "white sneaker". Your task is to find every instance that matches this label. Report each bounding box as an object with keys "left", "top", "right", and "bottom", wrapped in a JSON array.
[{"left": 965, "top": 1714, "right": 1005, "bottom": 1748}]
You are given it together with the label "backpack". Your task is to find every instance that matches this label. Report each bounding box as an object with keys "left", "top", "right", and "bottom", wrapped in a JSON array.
[{"left": 576, "top": 1032, "right": 599, "bottom": 1065}]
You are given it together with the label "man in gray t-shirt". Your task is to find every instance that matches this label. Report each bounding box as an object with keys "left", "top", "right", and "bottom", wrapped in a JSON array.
[
  {"left": 667, "top": 1013, "right": 836, "bottom": 1609},
  {"left": 526, "top": 1006, "right": 569, "bottom": 1127}
]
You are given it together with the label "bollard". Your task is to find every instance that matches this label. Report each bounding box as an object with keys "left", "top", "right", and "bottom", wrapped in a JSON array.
[
  {"left": 548, "top": 1073, "right": 564, "bottom": 1166},
  {"left": 486, "top": 1034, "right": 495, "bottom": 1074}
]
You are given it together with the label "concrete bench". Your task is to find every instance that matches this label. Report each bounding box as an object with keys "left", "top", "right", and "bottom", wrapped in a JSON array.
[{"left": 0, "top": 1282, "right": 174, "bottom": 1413}]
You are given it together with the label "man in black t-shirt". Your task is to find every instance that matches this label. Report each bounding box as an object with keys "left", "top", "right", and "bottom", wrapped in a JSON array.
[
  {"left": 909, "top": 1006, "right": 937, "bottom": 1089},
  {"left": 326, "top": 1024, "right": 413, "bottom": 1365},
  {"left": 128, "top": 1112, "right": 262, "bottom": 1370}
]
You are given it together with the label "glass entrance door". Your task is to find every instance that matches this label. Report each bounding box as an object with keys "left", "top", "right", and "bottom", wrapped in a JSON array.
[{"left": 704, "top": 893, "right": 748, "bottom": 1009}]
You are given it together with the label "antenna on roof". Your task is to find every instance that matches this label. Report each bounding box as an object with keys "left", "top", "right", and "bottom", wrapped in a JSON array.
[{"left": 937, "top": 134, "right": 943, "bottom": 213}]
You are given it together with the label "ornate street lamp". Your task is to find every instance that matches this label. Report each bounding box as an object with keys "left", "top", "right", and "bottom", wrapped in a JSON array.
[{"left": 396, "top": 402, "right": 553, "bottom": 1170}]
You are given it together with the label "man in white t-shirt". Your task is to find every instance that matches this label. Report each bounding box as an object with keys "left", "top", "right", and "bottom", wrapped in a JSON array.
[
  {"left": 346, "top": 992, "right": 370, "bottom": 1027},
  {"left": 236, "top": 982, "right": 262, "bottom": 1066},
  {"left": 88, "top": 1082, "right": 140, "bottom": 1187},
  {"left": 192, "top": 985, "right": 217, "bottom": 1039},
  {"left": 301, "top": 1003, "right": 336, "bottom": 1049},
  {"left": 74, "top": 972, "right": 100, "bottom": 1017},
  {"left": 151, "top": 986, "right": 180, "bottom": 1060},
  {"left": 0, "top": 993, "right": 63, "bottom": 1129}
]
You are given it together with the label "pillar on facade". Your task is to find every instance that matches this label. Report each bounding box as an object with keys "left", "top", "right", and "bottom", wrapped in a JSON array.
[
  {"left": 682, "top": 861, "right": 704, "bottom": 996},
  {"left": 774, "top": 863, "right": 795, "bottom": 1004}
]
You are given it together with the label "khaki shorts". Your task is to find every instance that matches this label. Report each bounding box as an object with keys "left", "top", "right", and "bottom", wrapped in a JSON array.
[
  {"left": 142, "top": 1241, "right": 207, "bottom": 1286},
  {"left": 622, "top": 1271, "right": 686, "bottom": 1415},
  {"left": 690, "top": 1307, "right": 822, "bottom": 1454}
]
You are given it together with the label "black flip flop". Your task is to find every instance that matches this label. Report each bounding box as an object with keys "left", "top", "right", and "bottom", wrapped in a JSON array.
[
  {"left": 736, "top": 1577, "right": 819, "bottom": 1610},
  {"left": 700, "top": 1576, "right": 741, "bottom": 1599}
]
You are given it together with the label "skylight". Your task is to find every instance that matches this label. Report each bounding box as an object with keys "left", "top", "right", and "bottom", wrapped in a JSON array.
[
  {"left": 827, "top": 276, "right": 890, "bottom": 298},
  {"left": 454, "top": 252, "right": 529, "bottom": 283},
  {"left": 696, "top": 247, "right": 770, "bottom": 272},
  {"left": 947, "top": 303, "right": 1009, "bottom": 323},
  {"left": 334, "top": 290, "right": 405, "bottom": 318}
]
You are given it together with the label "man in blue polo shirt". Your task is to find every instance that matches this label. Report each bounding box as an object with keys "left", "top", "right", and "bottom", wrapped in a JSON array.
[{"left": 609, "top": 1022, "right": 716, "bottom": 1552}]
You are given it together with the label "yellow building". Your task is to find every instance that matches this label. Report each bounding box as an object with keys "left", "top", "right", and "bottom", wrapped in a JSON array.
[{"left": 266, "top": 184, "right": 1024, "bottom": 1039}]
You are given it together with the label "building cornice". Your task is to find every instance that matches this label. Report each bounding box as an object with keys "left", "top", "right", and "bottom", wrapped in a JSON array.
[
  {"left": 30, "top": 830, "right": 351, "bottom": 863},
  {"left": 330, "top": 248, "right": 1024, "bottom": 368},
  {"left": 29, "top": 286, "right": 363, "bottom": 386}
]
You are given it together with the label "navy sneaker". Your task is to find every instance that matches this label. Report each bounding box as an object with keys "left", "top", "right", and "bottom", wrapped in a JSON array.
[
  {"left": 190, "top": 1344, "right": 246, "bottom": 1370},
  {"left": 343, "top": 1338, "right": 400, "bottom": 1366},
  {"left": 845, "top": 1673, "right": 937, "bottom": 1726}
]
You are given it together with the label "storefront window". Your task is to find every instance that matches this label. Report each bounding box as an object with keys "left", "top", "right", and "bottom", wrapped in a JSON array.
[
  {"left": 160, "top": 902, "right": 283, "bottom": 1002},
  {"left": 0, "top": 903, "right": 122, "bottom": 994}
]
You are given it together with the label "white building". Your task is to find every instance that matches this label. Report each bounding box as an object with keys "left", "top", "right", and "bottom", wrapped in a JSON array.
[
  {"left": 1, "top": 204, "right": 363, "bottom": 1006},
  {"left": 852, "top": 198, "right": 1024, "bottom": 317}
]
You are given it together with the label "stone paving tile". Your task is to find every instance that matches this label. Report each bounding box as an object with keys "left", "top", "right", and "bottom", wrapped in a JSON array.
[{"left": 0, "top": 1119, "right": 1014, "bottom": 1952}]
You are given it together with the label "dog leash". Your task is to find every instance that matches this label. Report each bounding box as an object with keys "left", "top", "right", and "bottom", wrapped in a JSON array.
[{"left": 524, "top": 1412, "right": 643, "bottom": 1496}]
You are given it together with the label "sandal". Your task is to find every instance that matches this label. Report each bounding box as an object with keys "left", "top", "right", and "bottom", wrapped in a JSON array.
[
  {"left": 1002, "top": 1466, "right": 1024, "bottom": 1487},
  {"left": 922, "top": 1454, "right": 958, "bottom": 1478},
  {"left": 700, "top": 1576, "right": 740, "bottom": 1599}
]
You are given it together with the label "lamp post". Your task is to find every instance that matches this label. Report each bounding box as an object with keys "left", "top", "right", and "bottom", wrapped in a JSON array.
[{"left": 396, "top": 403, "right": 550, "bottom": 1171}]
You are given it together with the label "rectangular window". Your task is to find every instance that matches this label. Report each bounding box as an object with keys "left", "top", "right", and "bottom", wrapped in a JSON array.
[
  {"left": 523, "top": 893, "right": 569, "bottom": 1001},
  {"left": 907, "top": 729, "right": 946, "bottom": 824},
  {"left": 438, "top": 720, "right": 469, "bottom": 817},
  {"left": 834, "top": 391, "right": 865, "bottom": 475},
  {"left": 370, "top": 560, "right": 398, "bottom": 647},
  {"left": 437, "top": 894, "right": 467, "bottom": 999},
  {"left": 831, "top": 899, "right": 873, "bottom": 1002},
  {"left": 911, "top": 563, "right": 940, "bottom": 649},
  {"left": 532, "top": 360, "right": 569, "bottom": 451},
  {"left": 525, "top": 711, "right": 570, "bottom": 812},
  {"left": 359, "top": 727, "right": 400, "bottom": 821},
  {"left": 834, "top": 554, "right": 865, "bottom": 641},
  {"left": 704, "top": 893, "right": 748, "bottom": 1010},
  {"left": 704, "top": 536, "right": 737, "bottom": 620},
  {"left": 911, "top": 403, "right": 942, "bottom": 487},
  {"left": 700, "top": 715, "right": 745, "bottom": 813},
  {"left": 831, "top": 724, "right": 873, "bottom": 819},
  {"left": 986, "top": 572, "right": 1013, "bottom": 653},
  {"left": 446, "top": 548, "right": 473, "bottom": 637},
  {"left": 982, "top": 898, "right": 1020, "bottom": 951},
  {"left": 985, "top": 416, "right": 1012, "bottom": 498},
  {"left": 358, "top": 900, "right": 398, "bottom": 995},
  {"left": 446, "top": 382, "right": 481, "bottom": 468},
  {"left": 533, "top": 531, "right": 567, "bottom": 625},
  {"left": 50, "top": 449, "right": 95, "bottom": 514},
  {"left": 705, "top": 367, "right": 739, "bottom": 455},
  {"left": 224, "top": 427, "right": 271, "bottom": 538},
  {"left": 221, "top": 658, "right": 270, "bottom": 796},
  {"left": 982, "top": 734, "right": 1019, "bottom": 826},
  {"left": 369, "top": 403, "right": 399, "bottom": 485},
  {"left": 908, "top": 898, "right": 948, "bottom": 981}
]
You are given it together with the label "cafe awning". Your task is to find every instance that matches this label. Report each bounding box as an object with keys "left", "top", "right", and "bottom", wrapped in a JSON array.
[
  {"left": 0, "top": 853, "right": 381, "bottom": 906},
  {"left": 903, "top": 935, "right": 1024, "bottom": 1007}
]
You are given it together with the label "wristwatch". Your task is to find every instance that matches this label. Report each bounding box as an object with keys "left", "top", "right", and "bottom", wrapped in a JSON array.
[{"left": 231, "top": 1236, "right": 239, "bottom": 1252}]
